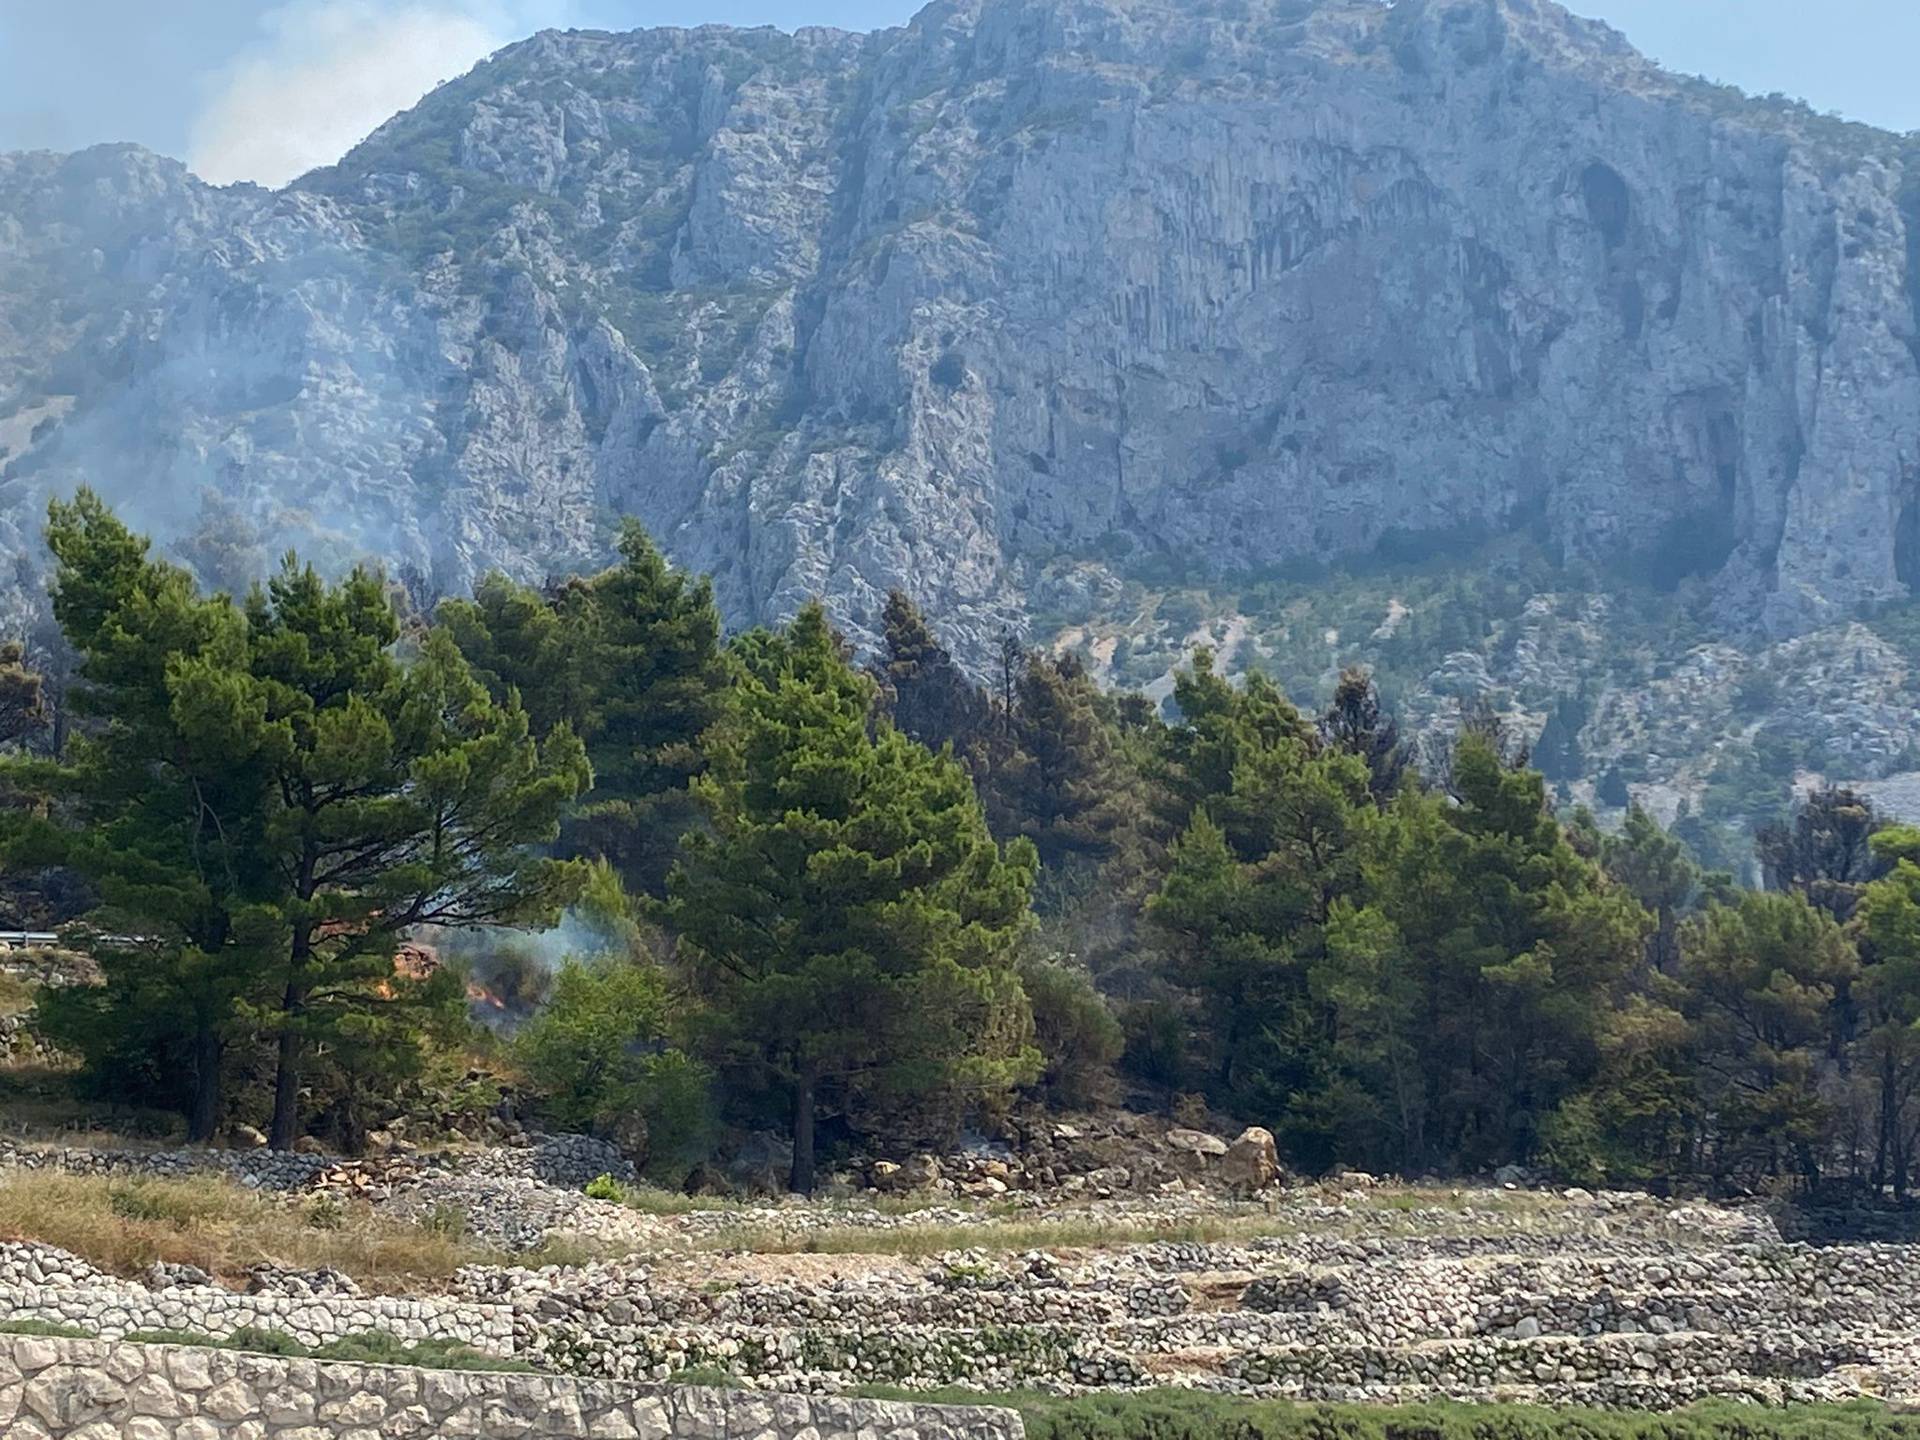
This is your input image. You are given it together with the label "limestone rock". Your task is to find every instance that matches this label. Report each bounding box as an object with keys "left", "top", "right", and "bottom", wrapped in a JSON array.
[
  {"left": 0, "top": 0, "right": 1915, "bottom": 692},
  {"left": 1221, "top": 1127, "right": 1281, "bottom": 1193}
]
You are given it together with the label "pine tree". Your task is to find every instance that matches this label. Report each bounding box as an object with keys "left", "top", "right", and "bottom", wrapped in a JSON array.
[
  {"left": 1148, "top": 675, "right": 1383, "bottom": 1167},
  {"left": 437, "top": 572, "right": 597, "bottom": 742},
  {"left": 874, "top": 589, "right": 987, "bottom": 752},
  {"left": 247, "top": 559, "right": 591, "bottom": 1148},
  {"left": 987, "top": 653, "right": 1134, "bottom": 873},
  {"left": 1154, "top": 650, "right": 1319, "bottom": 843},
  {"left": 15, "top": 491, "right": 280, "bottom": 1140},
  {"left": 1854, "top": 827, "right": 1920, "bottom": 1198},
  {"left": 1381, "top": 734, "right": 1650, "bottom": 1170},
  {"left": 661, "top": 603, "right": 1039, "bottom": 1192},
  {"left": 1531, "top": 694, "right": 1588, "bottom": 784},
  {"left": 570, "top": 522, "right": 726, "bottom": 892},
  {"left": 1758, "top": 786, "right": 1887, "bottom": 922},
  {"left": 1603, "top": 805, "right": 1723, "bottom": 973},
  {"left": 1320, "top": 667, "right": 1407, "bottom": 805},
  {"left": 439, "top": 520, "right": 724, "bottom": 895},
  {"left": 1680, "top": 890, "right": 1854, "bottom": 1188}
]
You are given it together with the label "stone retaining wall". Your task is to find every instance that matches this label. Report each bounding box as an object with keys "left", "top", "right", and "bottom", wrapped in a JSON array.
[
  {"left": 0, "top": 1280, "right": 513, "bottom": 1353},
  {"left": 0, "top": 1335, "right": 1028, "bottom": 1440},
  {"left": 0, "top": 1131, "right": 631, "bottom": 1193},
  {"left": 0, "top": 1243, "right": 512, "bottom": 1353}
]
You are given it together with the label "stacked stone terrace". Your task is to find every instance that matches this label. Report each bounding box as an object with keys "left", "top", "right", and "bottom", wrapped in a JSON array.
[
  {"left": 2, "top": 1133, "right": 1917, "bottom": 1409},
  {"left": 0, "top": 1334, "right": 1025, "bottom": 1440}
]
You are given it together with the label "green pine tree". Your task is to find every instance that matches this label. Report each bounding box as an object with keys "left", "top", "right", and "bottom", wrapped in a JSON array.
[
  {"left": 439, "top": 520, "right": 724, "bottom": 895},
  {"left": 17, "top": 491, "right": 280, "bottom": 1140},
  {"left": 1854, "top": 826, "right": 1920, "bottom": 1198},
  {"left": 1382, "top": 734, "right": 1650, "bottom": 1170},
  {"left": 660, "top": 603, "right": 1039, "bottom": 1192},
  {"left": 1680, "top": 890, "right": 1854, "bottom": 1188},
  {"left": 1148, "top": 662, "right": 1383, "bottom": 1168},
  {"left": 246, "top": 558, "right": 591, "bottom": 1149},
  {"left": 874, "top": 589, "right": 988, "bottom": 752}
]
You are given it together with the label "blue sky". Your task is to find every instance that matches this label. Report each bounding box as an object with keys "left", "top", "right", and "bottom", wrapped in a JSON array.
[{"left": 1, "top": 1, "right": 1914, "bottom": 187}]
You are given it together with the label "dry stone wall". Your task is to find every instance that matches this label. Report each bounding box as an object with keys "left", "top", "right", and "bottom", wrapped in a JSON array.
[
  {"left": 0, "top": 1241, "right": 511, "bottom": 1352},
  {"left": 0, "top": 1132, "right": 630, "bottom": 1193},
  {"left": 0, "top": 1334, "right": 1027, "bottom": 1440}
]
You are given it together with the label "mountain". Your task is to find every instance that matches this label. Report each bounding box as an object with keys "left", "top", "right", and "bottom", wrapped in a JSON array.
[{"left": 3, "top": 0, "right": 1920, "bottom": 852}]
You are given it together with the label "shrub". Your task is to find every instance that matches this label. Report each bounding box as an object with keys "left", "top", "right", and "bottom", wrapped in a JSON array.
[
  {"left": 420, "top": 1204, "right": 470, "bottom": 1242},
  {"left": 115, "top": 1325, "right": 531, "bottom": 1372},
  {"left": 855, "top": 1390, "right": 1920, "bottom": 1440},
  {"left": 125, "top": 1328, "right": 225, "bottom": 1348},
  {"left": 1020, "top": 956, "right": 1123, "bottom": 1107},
  {"left": 1120, "top": 1000, "right": 1190, "bottom": 1091},
  {"left": 930, "top": 350, "right": 967, "bottom": 391},
  {"left": 222, "top": 1326, "right": 309, "bottom": 1356},
  {"left": 513, "top": 957, "right": 715, "bottom": 1177},
  {"left": 584, "top": 1173, "right": 626, "bottom": 1202},
  {"left": 302, "top": 1194, "right": 346, "bottom": 1231},
  {"left": 1734, "top": 667, "right": 1780, "bottom": 716}
]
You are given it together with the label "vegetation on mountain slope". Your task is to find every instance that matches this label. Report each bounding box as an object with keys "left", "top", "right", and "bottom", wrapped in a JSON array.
[{"left": 4, "top": 499, "right": 1920, "bottom": 1201}]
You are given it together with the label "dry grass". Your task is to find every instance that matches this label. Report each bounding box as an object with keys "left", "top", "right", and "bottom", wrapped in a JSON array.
[
  {"left": 0, "top": 973, "right": 37, "bottom": 1018},
  {"left": 0, "top": 1172, "right": 515, "bottom": 1291},
  {"left": 0, "top": 1165, "right": 1613, "bottom": 1291}
]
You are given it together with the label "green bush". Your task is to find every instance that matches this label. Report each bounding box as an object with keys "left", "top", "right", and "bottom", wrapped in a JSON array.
[
  {"left": 420, "top": 1203, "right": 470, "bottom": 1242},
  {"left": 222, "top": 1326, "right": 310, "bottom": 1356},
  {"left": 1020, "top": 956, "right": 1124, "bottom": 1106},
  {"left": 119, "top": 1325, "right": 531, "bottom": 1372},
  {"left": 854, "top": 1390, "right": 1920, "bottom": 1440},
  {"left": 1119, "top": 999, "right": 1190, "bottom": 1091},
  {"left": 513, "top": 957, "right": 715, "bottom": 1178},
  {"left": 124, "top": 1328, "right": 230, "bottom": 1349},
  {"left": 584, "top": 1173, "right": 626, "bottom": 1202}
]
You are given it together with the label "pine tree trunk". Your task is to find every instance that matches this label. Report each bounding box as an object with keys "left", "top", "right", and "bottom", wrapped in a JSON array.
[
  {"left": 789, "top": 1069, "right": 817, "bottom": 1195},
  {"left": 270, "top": 917, "right": 314, "bottom": 1152},
  {"left": 1876, "top": 1047, "right": 1896, "bottom": 1194},
  {"left": 269, "top": 1017, "right": 301, "bottom": 1151},
  {"left": 187, "top": 1026, "right": 221, "bottom": 1145},
  {"left": 269, "top": 969, "right": 308, "bottom": 1151}
]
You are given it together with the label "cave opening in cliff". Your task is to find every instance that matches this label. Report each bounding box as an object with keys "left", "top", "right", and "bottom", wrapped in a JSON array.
[
  {"left": 1581, "top": 162, "right": 1631, "bottom": 249},
  {"left": 1897, "top": 491, "right": 1920, "bottom": 593}
]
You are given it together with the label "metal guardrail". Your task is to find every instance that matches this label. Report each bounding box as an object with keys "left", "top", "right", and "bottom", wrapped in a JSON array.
[{"left": 0, "top": 932, "right": 60, "bottom": 950}]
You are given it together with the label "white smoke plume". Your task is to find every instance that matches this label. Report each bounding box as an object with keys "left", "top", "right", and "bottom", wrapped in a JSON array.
[{"left": 186, "top": 1, "right": 589, "bottom": 189}]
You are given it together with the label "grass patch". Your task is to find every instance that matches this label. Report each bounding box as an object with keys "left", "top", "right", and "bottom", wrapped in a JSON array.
[
  {"left": 0, "top": 1318, "right": 96, "bottom": 1338},
  {"left": 0, "top": 973, "right": 37, "bottom": 1018},
  {"left": 0, "top": 1172, "right": 532, "bottom": 1289},
  {"left": 853, "top": 1390, "right": 1918, "bottom": 1440},
  {"left": 586, "top": 1174, "right": 746, "bottom": 1215},
  {"left": 120, "top": 1326, "right": 531, "bottom": 1372},
  {"left": 310, "top": 1332, "right": 534, "bottom": 1373}
]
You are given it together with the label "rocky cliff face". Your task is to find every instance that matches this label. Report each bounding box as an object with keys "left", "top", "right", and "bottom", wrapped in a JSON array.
[{"left": 1, "top": 0, "right": 1918, "bottom": 796}]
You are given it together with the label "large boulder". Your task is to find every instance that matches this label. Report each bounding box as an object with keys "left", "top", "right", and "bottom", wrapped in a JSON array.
[
  {"left": 893, "top": 1153, "right": 944, "bottom": 1191},
  {"left": 1165, "top": 1127, "right": 1230, "bottom": 1157},
  {"left": 724, "top": 1129, "right": 794, "bottom": 1195},
  {"left": 1221, "top": 1126, "right": 1281, "bottom": 1193}
]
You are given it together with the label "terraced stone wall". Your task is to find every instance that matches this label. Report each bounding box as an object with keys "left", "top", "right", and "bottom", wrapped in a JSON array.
[{"left": 0, "top": 1334, "right": 1028, "bottom": 1440}]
